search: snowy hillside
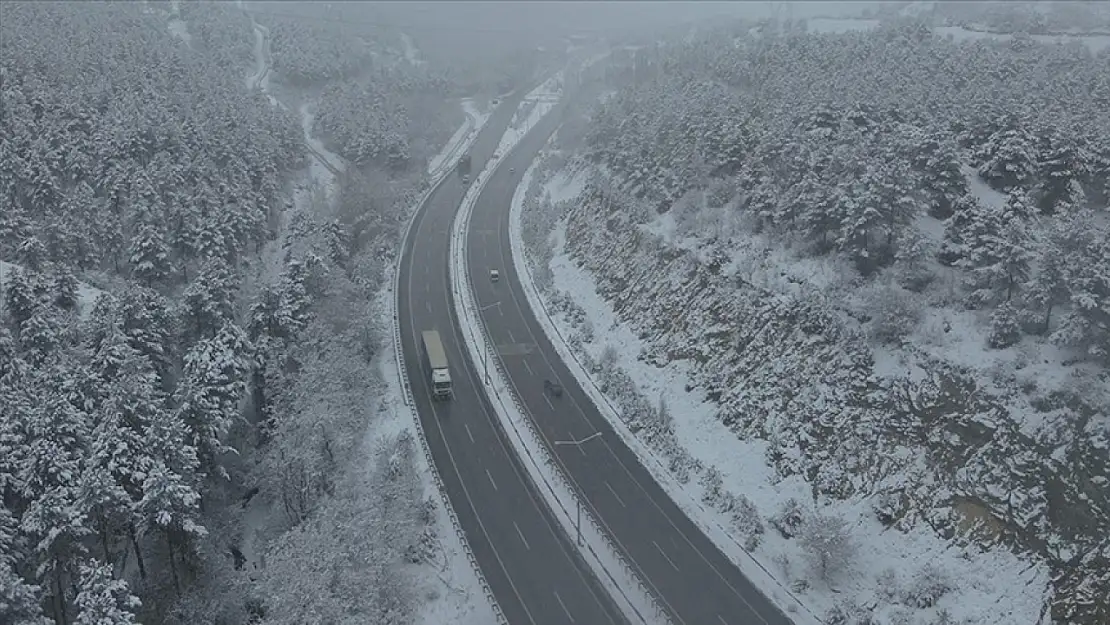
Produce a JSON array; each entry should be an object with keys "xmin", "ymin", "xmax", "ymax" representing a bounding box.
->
[
  {"xmin": 1, "ymin": 2, "xmax": 484, "ymax": 624},
  {"xmin": 517, "ymin": 14, "xmax": 1109, "ymax": 625}
]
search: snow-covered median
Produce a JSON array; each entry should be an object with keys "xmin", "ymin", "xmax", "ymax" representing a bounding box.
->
[
  {"xmin": 447, "ymin": 86, "xmax": 672, "ymax": 625},
  {"xmin": 494, "ymin": 73, "xmax": 563, "ymax": 158},
  {"xmin": 510, "ymin": 158, "xmax": 1054, "ymax": 625}
]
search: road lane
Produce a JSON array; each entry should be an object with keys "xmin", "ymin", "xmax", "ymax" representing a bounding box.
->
[{"xmin": 398, "ymin": 90, "xmax": 627, "ymax": 625}]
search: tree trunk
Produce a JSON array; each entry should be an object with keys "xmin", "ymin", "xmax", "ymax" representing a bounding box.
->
[
  {"xmin": 128, "ymin": 522, "xmax": 147, "ymax": 579},
  {"xmin": 54, "ymin": 562, "xmax": 68, "ymax": 625},
  {"xmin": 98, "ymin": 511, "xmax": 112, "ymax": 564},
  {"xmin": 167, "ymin": 534, "xmax": 181, "ymax": 596}
]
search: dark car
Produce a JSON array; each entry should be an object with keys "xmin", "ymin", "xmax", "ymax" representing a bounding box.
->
[{"xmin": 544, "ymin": 379, "xmax": 563, "ymax": 397}]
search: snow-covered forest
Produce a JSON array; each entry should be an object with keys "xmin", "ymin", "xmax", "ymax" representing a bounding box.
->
[
  {"xmin": 1, "ymin": 1, "xmax": 468, "ymax": 623},
  {"xmin": 520, "ymin": 12, "xmax": 1109, "ymax": 625}
]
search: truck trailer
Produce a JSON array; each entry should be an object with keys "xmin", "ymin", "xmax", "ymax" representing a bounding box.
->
[{"xmin": 421, "ymin": 330, "xmax": 453, "ymax": 400}]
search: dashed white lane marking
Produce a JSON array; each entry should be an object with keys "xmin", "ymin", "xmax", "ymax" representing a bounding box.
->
[
  {"xmin": 604, "ymin": 480, "xmax": 626, "ymax": 507},
  {"xmin": 522, "ymin": 359, "xmax": 534, "ymax": 375},
  {"xmin": 717, "ymin": 615, "xmax": 730, "ymax": 625},
  {"xmin": 513, "ymin": 521, "xmax": 531, "ymax": 550},
  {"xmin": 653, "ymin": 540, "xmax": 680, "ymax": 572},
  {"xmin": 507, "ymin": 329, "xmax": 515, "ymax": 343},
  {"xmin": 486, "ymin": 469, "xmax": 498, "ymax": 491},
  {"xmin": 464, "ymin": 423, "xmax": 475, "ymax": 443},
  {"xmin": 425, "ymin": 300, "xmax": 432, "ymax": 313},
  {"xmin": 554, "ymin": 590, "xmax": 575, "ymax": 623},
  {"xmin": 543, "ymin": 394, "xmax": 554, "ymax": 410}
]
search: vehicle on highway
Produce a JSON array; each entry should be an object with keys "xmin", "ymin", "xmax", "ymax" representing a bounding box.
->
[
  {"xmin": 421, "ymin": 330, "xmax": 453, "ymax": 399},
  {"xmin": 462, "ymin": 174, "xmax": 470, "ymax": 184},
  {"xmin": 490, "ymin": 268, "xmax": 500, "ymax": 282},
  {"xmin": 509, "ymin": 167, "xmax": 515, "ymax": 174},
  {"xmin": 543, "ymin": 379, "xmax": 563, "ymax": 398},
  {"xmin": 457, "ymin": 153, "xmax": 472, "ymax": 178}
]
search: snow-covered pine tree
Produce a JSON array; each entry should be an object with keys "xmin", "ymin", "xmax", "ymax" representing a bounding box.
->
[
  {"xmin": 128, "ymin": 223, "xmax": 172, "ymax": 288},
  {"xmin": 1035, "ymin": 132, "xmax": 1089, "ymax": 214},
  {"xmin": 73, "ymin": 561, "xmax": 140, "ymax": 625},
  {"xmin": 1052, "ymin": 229, "xmax": 1110, "ymax": 361},
  {"xmin": 1026, "ymin": 214, "xmax": 1078, "ymax": 335},
  {"xmin": 180, "ymin": 257, "xmax": 237, "ymax": 341},
  {"xmin": 920, "ymin": 140, "xmax": 969, "ymax": 219},
  {"xmin": 0, "ymin": 505, "xmax": 50, "ymax": 625},
  {"xmin": 960, "ymin": 201, "xmax": 1034, "ymax": 305},
  {"xmin": 978, "ymin": 124, "xmax": 1037, "ymax": 192},
  {"xmin": 174, "ymin": 322, "xmax": 252, "ymax": 479},
  {"xmin": 18, "ymin": 390, "xmax": 93, "ymax": 625}
]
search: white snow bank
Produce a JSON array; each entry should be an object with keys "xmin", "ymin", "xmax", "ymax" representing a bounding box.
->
[
  {"xmin": 371, "ymin": 289, "xmax": 499, "ymax": 625},
  {"xmin": 451, "ymin": 137, "xmax": 671, "ymax": 625},
  {"xmin": 494, "ymin": 75, "xmax": 563, "ymax": 159},
  {"xmin": 1, "ymin": 260, "xmax": 106, "ymax": 322},
  {"xmin": 508, "ymin": 161, "xmax": 1055, "ymax": 625}
]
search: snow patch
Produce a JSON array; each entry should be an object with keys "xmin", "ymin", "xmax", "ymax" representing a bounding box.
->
[
  {"xmin": 1, "ymin": 260, "xmax": 106, "ymax": 321},
  {"xmin": 371, "ymin": 289, "xmax": 499, "ymax": 625},
  {"xmin": 508, "ymin": 159, "xmax": 1057, "ymax": 624}
]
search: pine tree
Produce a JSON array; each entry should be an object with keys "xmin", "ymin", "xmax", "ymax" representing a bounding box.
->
[
  {"xmin": 978, "ymin": 125, "xmax": 1037, "ymax": 191},
  {"xmin": 961, "ymin": 204, "xmax": 1034, "ymax": 305},
  {"xmin": 0, "ymin": 506, "xmax": 50, "ymax": 625},
  {"xmin": 127, "ymin": 223, "xmax": 172, "ymax": 287},
  {"xmin": 180, "ymin": 257, "xmax": 237, "ymax": 341},
  {"xmin": 920, "ymin": 142, "xmax": 968, "ymax": 219},
  {"xmin": 1035, "ymin": 133, "xmax": 1088, "ymax": 214},
  {"xmin": 1026, "ymin": 215, "xmax": 1077, "ymax": 335},
  {"xmin": 987, "ymin": 302, "xmax": 1022, "ymax": 349},
  {"xmin": 1053, "ymin": 229, "xmax": 1110, "ymax": 361},
  {"xmin": 175, "ymin": 322, "xmax": 252, "ymax": 478},
  {"xmin": 73, "ymin": 561, "xmax": 140, "ymax": 625},
  {"xmin": 18, "ymin": 391, "xmax": 92, "ymax": 625}
]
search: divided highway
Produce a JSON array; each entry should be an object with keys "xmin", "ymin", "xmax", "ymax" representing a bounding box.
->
[
  {"xmin": 397, "ymin": 91, "xmax": 627, "ymax": 625},
  {"xmin": 466, "ymin": 117, "xmax": 798, "ymax": 623}
]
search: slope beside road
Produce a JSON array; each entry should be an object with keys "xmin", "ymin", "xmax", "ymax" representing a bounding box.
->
[
  {"xmin": 397, "ymin": 90, "xmax": 628, "ymax": 625},
  {"xmin": 466, "ymin": 133, "xmax": 799, "ymax": 625}
]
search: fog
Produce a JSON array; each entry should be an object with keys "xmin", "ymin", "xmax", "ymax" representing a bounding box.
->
[{"xmin": 248, "ymin": 1, "xmax": 878, "ymax": 80}]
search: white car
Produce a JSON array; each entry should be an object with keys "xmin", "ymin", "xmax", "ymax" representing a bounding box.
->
[
  {"xmin": 489, "ymin": 269, "xmax": 500, "ymax": 282},
  {"xmin": 509, "ymin": 167, "xmax": 515, "ymax": 174}
]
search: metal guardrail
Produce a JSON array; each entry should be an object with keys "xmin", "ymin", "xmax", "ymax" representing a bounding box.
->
[
  {"xmin": 391, "ymin": 115, "xmax": 507, "ymax": 624},
  {"xmin": 243, "ymin": 8, "xmax": 503, "ymax": 620},
  {"xmin": 448, "ymin": 94, "xmax": 677, "ymax": 625},
  {"xmin": 507, "ymin": 175, "xmax": 819, "ymax": 625}
]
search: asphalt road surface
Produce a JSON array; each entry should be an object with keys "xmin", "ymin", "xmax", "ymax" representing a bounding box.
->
[
  {"xmin": 398, "ymin": 90, "xmax": 628, "ymax": 625},
  {"xmin": 466, "ymin": 117, "xmax": 799, "ymax": 625}
]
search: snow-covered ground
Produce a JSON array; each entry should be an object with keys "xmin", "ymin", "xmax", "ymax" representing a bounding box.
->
[
  {"xmin": 449, "ymin": 99, "xmax": 670, "ymax": 625},
  {"xmin": 399, "ymin": 33, "xmax": 426, "ymax": 67},
  {"xmin": 507, "ymin": 153, "xmax": 1060, "ymax": 624},
  {"xmin": 805, "ymin": 16, "xmax": 1110, "ymax": 52},
  {"xmin": 0, "ymin": 260, "xmax": 106, "ymax": 322},
  {"xmin": 238, "ymin": 16, "xmax": 499, "ymax": 623}
]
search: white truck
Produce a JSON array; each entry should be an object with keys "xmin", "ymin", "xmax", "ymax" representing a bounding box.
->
[{"xmin": 421, "ymin": 330, "xmax": 453, "ymax": 400}]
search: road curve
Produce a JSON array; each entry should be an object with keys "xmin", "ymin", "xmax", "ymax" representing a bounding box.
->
[
  {"xmin": 398, "ymin": 92, "xmax": 628, "ymax": 625},
  {"xmin": 466, "ymin": 121, "xmax": 799, "ymax": 625}
]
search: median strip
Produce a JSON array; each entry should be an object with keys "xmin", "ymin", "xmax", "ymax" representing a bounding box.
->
[{"xmin": 449, "ymin": 77, "xmax": 676, "ymax": 625}]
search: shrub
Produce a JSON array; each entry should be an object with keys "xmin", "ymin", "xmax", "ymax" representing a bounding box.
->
[
  {"xmin": 904, "ymin": 562, "xmax": 951, "ymax": 608},
  {"xmin": 798, "ymin": 512, "xmax": 856, "ymax": 582},
  {"xmin": 867, "ymin": 281, "xmax": 923, "ymax": 345},
  {"xmin": 730, "ymin": 495, "xmax": 765, "ymax": 551},
  {"xmin": 987, "ymin": 302, "xmax": 1022, "ymax": 349},
  {"xmin": 770, "ymin": 497, "xmax": 807, "ymax": 539}
]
